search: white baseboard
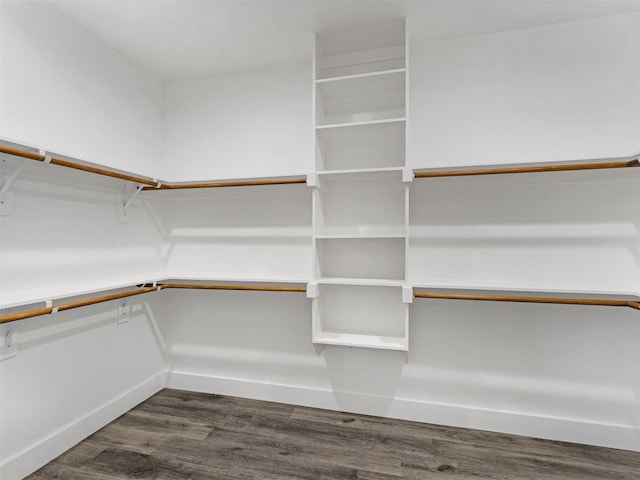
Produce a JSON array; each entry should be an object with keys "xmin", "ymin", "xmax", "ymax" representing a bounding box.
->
[
  {"xmin": 0, "ymin": 371, "xmax": 167, "ymax": 480},
  {"xmin": 5, "ymin": 369, "xmax": 637, "ymax": 480},
  {"xmin": 168, "ymin": 370, "xmax": 640, "ymax": 453}
]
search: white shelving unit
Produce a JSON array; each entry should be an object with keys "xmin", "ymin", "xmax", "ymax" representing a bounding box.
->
[{"xmin": 310, "ymin": 19, "xmax": 411, "ymax": 352}]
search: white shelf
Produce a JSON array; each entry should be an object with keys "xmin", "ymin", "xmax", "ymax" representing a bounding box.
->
[
  {"xmin": 315, "ymin": 118, "xmax": 405, "ymax": 171},
  {"xmin": 0, "ymin": 275, "xmax": 166, "ymax": 310},
  {"xmin": 0, "ymin": 275, "xmax": 313, "ymax": 311},
  {"xmin": 315, "ymin": 237, "xmax": 405, "ymax": 280},
  {"xmin": 165, "ymin": 275, "xmax": 310, "ymax": 285},
  {"xmin": 317, "ymin": 166, "xmax": 405, "ymax": 176},
  {"xmin": 312, "ymin": 332, "xmax": 408, "ymax": 351},
  {"xmin": 313, "ymin": 179, "xmax": 406, "ymax": 237},
  {"xmin": 315, "ymin": 19, "xmax": 405, "ymax": 80},
  {"xmin": 315, "ymin": 168, "xmax": 408, "ymax": 186},
  {"xmin": 168, "ymin": 226, "xmax": 312, "ymax": 239},
  {"xmin": 314, "ymin": 229, "xmax": 406, "ymax": 239},
  {"xmin": 317, "ymin": 47, "xmax": 406, "ymax": 80},
  {"xmin": 311, "ymin": 19, "xmax": 408, "ymax": 353},
  {"xmin": 315, "ymin": 117, "xmax": 405, "ymax": 131},
  {"xmin": 315, "ymin": 68, "xmax": 406, "ymax": 84},
  {"xmin": 315, "ymin": 69, "xmax": 405, "ymax": 126},
  {"xmin": 312, "ymin": 283, "xmax": 409, "ymax": 351},
  {"xmin": 317, "ymin": 278, "xmax": 405, "ymax": 287},
  {"xmin": 410, "ymin": 282, "xmax": 640, "ymax": 300}
]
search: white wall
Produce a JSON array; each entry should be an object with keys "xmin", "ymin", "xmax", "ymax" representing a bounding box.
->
[
  {"xmin": 163, "ymin": 61, "xmax": 312, "ymax": 181},
  {"xmin": 158, "ymin": 11, "xmax": 640, "ymax": 456},
  {"xmin": 0, "ymin": 3, "xmax": 167, "ymax": 478},
  {"xmin": 0, "ymin": 161, "xmax": 167, "ymax": 307},
  {"xmin": 162, "ymin": 185, "xmax": 311, "ymax": 281},
  {"xmin": 161, "ymin": 289, "xmax": 640, "ymax": 452},
  {"xmin": 2, "ymin": 8, "xmax": 640, "ymax": 480},
  {"xmin": 0, "ymin": 299, "xmax": 166, "ymax": 480},
  {"xmin": 409, "ymin": 168, "xmax": 640, "ymax": 293},
  {"xmin": 409, "ymin": 12, "xmax": 640, "ymax": 168},
  {"xmin": 0, "ymin": 1, "xmax": 164, "ymax": 177},
  {"xmin": 0, "ymin": 161, "xmax": 168, "ymax": 480}
]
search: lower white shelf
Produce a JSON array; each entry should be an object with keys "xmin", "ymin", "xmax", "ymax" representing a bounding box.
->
[
  {"xmin": 312, "ymin": 283, "xmax": 409, "ymax": 351},
  {"xmin": 312, "ymin": 331, "xmax": 408, "ymax": 351},
  {"xmin": 409, "ymin": 281, "xmax": 640, "ymax": 300},
  {"xmin": 317, "ymin": 277, "xmax": 405, "ymax": 287}
]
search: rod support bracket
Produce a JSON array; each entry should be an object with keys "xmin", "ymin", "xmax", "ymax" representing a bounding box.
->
[
  {"xmin": 402, "ymin": 286, "xmax": 413, "ymax": 304},
  {"xmin": 119, "ymin": 183, "xmax": 144, "ymax": 222},
  {"xmin": 0, "ymin": 156, "xmax": 26, "ymax": 215},
  {"xmin": 402, "ymin": 167, "xmax": 414, "ymax": 183},
  {"xmin": 306, "ymin": 173, "xmax": 318, "ymax": 188},
  {"xmin": 306, "ymin": 282, "xmax": 319, "ymax": 299},
  {"xmin": 0, "ymin": 324, "xmax": 19, "ymax": 361},
  {"xmin": 39, "ymin": 149, "xmax": 52, "ymax": 164},
  {"xmin": 118, "ymin": 303, "xmax": 131, "ymax": 324}
]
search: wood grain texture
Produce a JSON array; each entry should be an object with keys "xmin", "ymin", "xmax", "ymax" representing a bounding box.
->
[
  {"xmin": 28, "ymin": 389, "xmax": 640, "ymax": 479},
  {"xmin": 414, "ymin": 159, "xmax": 640, "ymax": 178},
  {"xmin": 0, "ymin": 145, "xmax": 159, "ymax": 186}
]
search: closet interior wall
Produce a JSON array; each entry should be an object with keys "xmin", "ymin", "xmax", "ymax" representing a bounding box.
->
[
  {"xmin": 0, "ymin": 4, "xmax": 167, "ymax": 479},
  {"xmin": 1, "ymin": 4, "xmax": 639, "ymax": 480}
]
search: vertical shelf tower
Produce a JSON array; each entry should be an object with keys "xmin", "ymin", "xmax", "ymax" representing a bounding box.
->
[{"xmin": 309, "ymin": 19, "xmax": 412, "ymax": 352}]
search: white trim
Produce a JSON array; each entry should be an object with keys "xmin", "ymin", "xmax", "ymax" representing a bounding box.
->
[
  {"xmin": 167, "ymin": 370, "xmax": 640, "ymax": 453},
  {"xmin": 0, "ymin": 372, "xmax": 167, "ymax": 480}
]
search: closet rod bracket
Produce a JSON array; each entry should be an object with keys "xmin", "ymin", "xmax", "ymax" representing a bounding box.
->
[
  {"xmin": 0, "ymin": 325, "xmax": 19, "ymax": 361},
  {"xmin": 0, "ymin": 156, "xmax": 26, "ymax": 215},
  {"xmin": 119, "ymin": 183, "xmax": 145, "ymax": 222}
]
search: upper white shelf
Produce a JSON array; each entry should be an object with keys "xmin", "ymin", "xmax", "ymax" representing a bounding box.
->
[
  {"xmin": 410, "ymin": 282, "xmax": 640, "ymax": 300},
  {"xmin": 315, "ymin": 68, "xmax": 406, "ymax": 84},
  {"xmin": 317, "ymin": 277, "xmax": 406, "ymax": 287},
  {"xmin": 315, "ymin": 69, "xmax": 405, "ymax": 126},
  {"xmin": 165, "ymin": 275, "xmax": 310, "ymax": 286},
  {"xmin": 314, "ymin": 228, "xmax": 406, "ymax": 239},
  {"xmin": 315, "ymin": 119, "xmax": 406, "ymax": 171},
  {"xmin": 315, "ymin": 167, "xmax": 407, "ymax": 185},
  {"xmin": 0, "ymin": 275, "xmax": 166, "ymax": 310},
  {"xmin": 312, "ymin": 331, "xmax": 408, "ymax": 351},
  {"xmin": 315, "ymin": 19, "xmax": 406, "ymax": 80},
  {"xmin": 315, "ymin": 117, "xmax": 405, "ymax": 131}
]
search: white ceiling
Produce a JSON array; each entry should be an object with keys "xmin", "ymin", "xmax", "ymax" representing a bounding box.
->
[{"xmin": 46, "ymin": 0, "xmax": 640, "ymax": 81}]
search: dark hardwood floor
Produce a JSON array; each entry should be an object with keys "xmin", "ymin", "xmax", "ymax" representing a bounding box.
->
[{"xmin": 28, "ymin": 389, "xmax": 640, "ymax": 479}]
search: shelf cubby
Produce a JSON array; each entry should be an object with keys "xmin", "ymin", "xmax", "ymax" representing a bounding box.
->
[
  {"xmin": 315, "ymin": 19, "xmax": 406, "ymax": 80},
  {"xmin": 312, "ymin": 173, "xmax": 406, "ymax": 238},
  {"xmin": 315, "ymin": 69, "xmax": 406, "ymax": 126},
  {"xmin": 311, "ymin": 19, "xmax": 408, "ymax": 353},
  {"xmin": 315, "ymin": 119, "xmax": 405, "ymax": 171},
  {"xmin": 311, "ymin": 284, "xmax": 408, "ymax": 351},
  {"xmin": 315, "ymin": 237, "xmax": 405, "ymax": 280}
]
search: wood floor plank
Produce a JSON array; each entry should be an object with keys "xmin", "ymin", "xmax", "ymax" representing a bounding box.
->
[
  {"xmin": 27, "ymin": 389, "xmax": 640, "ymax": 479},
  {"xmin": 42, "ymin": 440, "xmax": 107, "ymax": 468},
  {"xmin": 153, "ymin": 434, "xmax": 367, "ymax": 480},
  {"xmin": 290, "ymin": 405, "xmax": 640, "ymax": 473},
  {"xmin": 87, "ymin": 409, "xmax": 215, "ymax": 454},
  {"xmin": 205, "ymin": 405, "xmax": 403, "ymax": 475},
  {"xmin": 28, "ymin": 462, "xmax": 118, "ymax": 480}
]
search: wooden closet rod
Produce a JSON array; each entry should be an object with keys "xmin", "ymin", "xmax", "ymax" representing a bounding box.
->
[
  {"xmin": 0, "ymin": 145, "xmax": 306, "ymax": 190},
  {"xmin": 413, "ymin": 291, "xmax": 640, "ymax": 310},
  {"xmin": 415, "ymin": 159, "xmax": 640, "ymax": 178},
  {"xmin": 0, "ymin": 286, "xmax": 161, "ymax": 324},
  {"xmin": 0, "ymin": 283, "xmax": 307, "ymax": 324},
  {"xmin": 160, "ymin": 283, "xmax": 307, "ymax": 293},
  {"xmin": 144, "ymin": 177, "xmax": 308, "ymax": 190},
  {"xmin": 0, "ymin": 145, "xmax": 160, "ymax": 187}
]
